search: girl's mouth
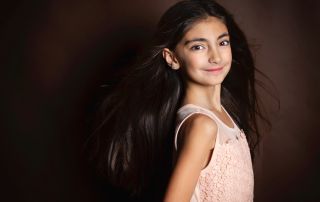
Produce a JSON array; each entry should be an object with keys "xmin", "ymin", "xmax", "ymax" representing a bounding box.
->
[{"xmin": 204, "ymin": 67, "xmax": 223, "ymax": 73}]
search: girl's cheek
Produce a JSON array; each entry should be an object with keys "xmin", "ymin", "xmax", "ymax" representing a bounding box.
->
[{"xmin": 222, "ymin": 51, "xmax": 232, "ymax": 62}]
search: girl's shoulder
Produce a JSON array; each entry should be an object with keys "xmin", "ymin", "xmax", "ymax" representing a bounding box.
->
[
  {"xmin": 175, "ymin": 108, "xmax": 218, "ymax": 151},
  {"xmin": 181, "ymin": 113, "xmax": 218, "ymax": 139}
]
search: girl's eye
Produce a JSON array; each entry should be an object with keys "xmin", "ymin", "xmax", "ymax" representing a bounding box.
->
[
  {"xmin": 190, "ymin": 45, "xmax": 205, "ymax": 51},
  {"xmin": 220, "ymin": 40, "xmax": 230, "ymax": 46}
]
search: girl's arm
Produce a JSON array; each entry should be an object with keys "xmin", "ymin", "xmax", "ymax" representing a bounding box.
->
[{"xmin": 164, "ymin": 114, "xmax": 217, "ymax": 202}]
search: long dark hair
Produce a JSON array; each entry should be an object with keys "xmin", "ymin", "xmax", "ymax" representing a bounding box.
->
[{"xmin": 89, "ymin": 0, "xmax": 271, "ymax": 199}]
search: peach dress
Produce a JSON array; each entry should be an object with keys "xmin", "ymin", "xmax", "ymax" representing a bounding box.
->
[{"xmin": 174, "ymin": 104, "xmax": 254, "ymax": 202}]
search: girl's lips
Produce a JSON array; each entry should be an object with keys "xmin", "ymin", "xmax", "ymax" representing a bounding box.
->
[{"xmin": 204, "ymin": 67, "xmax": 223, "ymax": 72}]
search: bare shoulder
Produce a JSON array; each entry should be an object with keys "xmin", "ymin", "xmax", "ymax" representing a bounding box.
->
[{"xmin": 178, "ymin": 113, "xmax": 218, "ymax": 151}]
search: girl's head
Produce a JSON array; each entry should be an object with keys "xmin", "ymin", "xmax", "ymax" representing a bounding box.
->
[
  {"xmin": 147, "ymin": 0, "xmax": 253, "ymax": 93},
  {"xmin": 162, "ymin": 16, "xmax": 232, "ymax": 87}
]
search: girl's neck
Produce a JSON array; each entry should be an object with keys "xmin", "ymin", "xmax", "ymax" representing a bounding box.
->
[{"xmin": 182, "ymin": 83, "xmax": 223, "ymax": 112}]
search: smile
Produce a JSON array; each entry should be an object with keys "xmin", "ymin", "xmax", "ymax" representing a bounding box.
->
[{"xmin": 204, "ymin": 67, "xmax": 223, "ymax": 74}]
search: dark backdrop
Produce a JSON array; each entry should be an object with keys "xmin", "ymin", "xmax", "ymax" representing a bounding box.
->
[{"xmin": 2, "ymin": 0, "xmax": 320, "ymax": 201}]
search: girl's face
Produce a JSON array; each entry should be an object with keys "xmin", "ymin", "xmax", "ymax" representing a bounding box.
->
[{"xmin": 174, "ymin": 16, "xmax": 232, "ymax": 87}]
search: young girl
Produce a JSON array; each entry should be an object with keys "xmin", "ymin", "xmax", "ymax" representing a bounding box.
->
[{"xmin": 90, "ymin": 0, "xmax": 270, "ymax": 201}]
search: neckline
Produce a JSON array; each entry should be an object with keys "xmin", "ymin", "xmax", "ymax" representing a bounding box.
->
[{"xmin": 179, "ymin": 104, "xmax": 237, "ymax": 131}]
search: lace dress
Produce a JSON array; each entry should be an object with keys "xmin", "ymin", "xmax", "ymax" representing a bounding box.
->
[{"xmin": 174, "ymin": 104, "xmax": 254, "ymax": 202}]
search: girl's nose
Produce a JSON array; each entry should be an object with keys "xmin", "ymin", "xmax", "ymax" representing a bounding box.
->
[{"xmin": 208, "ymin": 49, "xmax": 221, "ymax": 64}]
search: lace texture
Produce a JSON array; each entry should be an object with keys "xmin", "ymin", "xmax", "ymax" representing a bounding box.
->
[{"xmin": 198, "ymin": 130, "xmax": 254, "ymax": 202}]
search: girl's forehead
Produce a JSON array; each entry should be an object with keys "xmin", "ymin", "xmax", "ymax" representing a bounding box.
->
[{"xmin": 183, "ymin": 16, "xmax": 228, "ymax": 39}]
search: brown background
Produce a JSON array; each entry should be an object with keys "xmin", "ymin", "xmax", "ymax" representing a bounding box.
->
[{"xmin": 2, "ymin": 0, "xmax": 320, "ymax": 201}]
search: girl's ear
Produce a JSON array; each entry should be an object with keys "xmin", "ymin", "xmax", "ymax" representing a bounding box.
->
[{"xmin": 162, "ymin": 48, "xmax": 180, "ymax": 70}]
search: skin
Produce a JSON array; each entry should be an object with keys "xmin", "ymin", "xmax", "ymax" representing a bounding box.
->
[{"xmin": 162, "ymin": 16, "xmax": 234, "ymax": 201}]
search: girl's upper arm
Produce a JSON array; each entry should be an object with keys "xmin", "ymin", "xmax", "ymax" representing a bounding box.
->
[{"xmin": 164, "ymin": 114, "xmax": 217, "ymax": 202}]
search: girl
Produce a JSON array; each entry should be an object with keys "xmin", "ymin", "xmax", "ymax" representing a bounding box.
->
[{"xmin": 90, "ymin": 0, "xmax": 270, "ymax": 201}]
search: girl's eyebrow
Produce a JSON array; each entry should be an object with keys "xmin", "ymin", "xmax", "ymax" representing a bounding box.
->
[
  {"xmin": 184, "ymin": 38, "xmax": 207, "ymax": 45},
  {"xmin": 184, "ymin": 32, "xmax": 229, "ymax": 45},
  {"xmin": 218, "ymin": 32, "xmax": 229, "ymax": 39}
]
